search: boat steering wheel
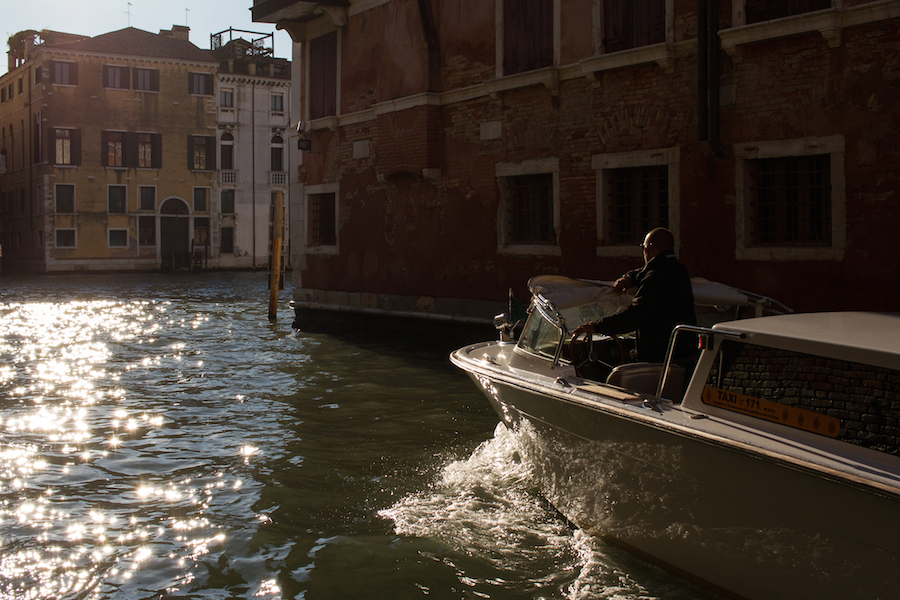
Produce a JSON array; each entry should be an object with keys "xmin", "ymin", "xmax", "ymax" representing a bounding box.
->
[{"xmin": 569, "ymin": 330, "xmax": 626, "ymax": 379}]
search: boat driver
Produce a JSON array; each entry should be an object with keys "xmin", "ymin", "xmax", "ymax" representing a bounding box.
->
[{"xmin": 573, "ymin": 227, "xmax": 697, "ymax": 364}]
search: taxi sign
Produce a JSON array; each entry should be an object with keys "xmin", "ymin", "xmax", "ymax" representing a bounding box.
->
[{"xmin": 702, "ymin": 386, "xmax": 840, "ymax": 438}]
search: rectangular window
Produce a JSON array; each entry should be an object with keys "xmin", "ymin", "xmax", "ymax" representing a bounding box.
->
[
  {"xmin": 137, "ymin": 133, "xmax": 153, "ymax": 168},
  {"xmin": 103, "ymin": 65, "xmax": 129, "ymax": 89},
  {"xmin": 270, "ymin": 93, "xmax": 284, "ymax": 113},
  {"xmin": 54, "ymin": 128, "xmax": 76, "ymax": 165},
  {"xmin": 745, "ymin": 0, "xmax": 831, "ymax": 25},
  {"xmin": 503, "ymin": 0, "xmax": 553, "ymax": 75},
  {"xmin": 220, "ymin": 88, "xmax": 234, "ymax": 107},
  {"xmin": 220, "ymin": 189, "xmax": 235, "ymax": 214},
  {"xmin": 107, "ymin": 131, "xmax": 124, "ymax": 167},
  {"xmin": 193, "ymin": 188, "xmax": 208, "ymax": 212},
  {"xmin": 220, "ymin": 143, "xmax": 234, "ymax": 170},
  {"xmin": 194, "ymin": 217, "xmax": 210, "ymax": 246},
  {"xmin": 505, "ymin": 173, "xmax": 556, "ymax": 244},
  {"xmin": 109, "ymin": 229, "xmax": 128, "ymax": 247},
  {"xmin": 139, "ymin": 186, "xmax": 156, "ymax": 211},
  {"xmin": 50, "ymin": 61, "xmax": 77, "ymax": 85},
  {"xmin": 133, "ymin": 68, "xmax": 159, "ymax": 92},
  {"xmin": 220, "ymin": 226, "xmax": 235, "ymax": 254},
  {"xmin": 309, "ymin": 192, "xmax": 337, "ymax": 247},
  {"xmin": 189, "ymin": 72, "xmax": 213, "ymax": 96},
  {"xmin": 604, "ymin": 0, "xmax": 666, "ymax": 54},
  {"xmin": 605, "ymin": 165, "xmax": 669, "ymax": 246},
  {"xmin": 108, "ymin": 186, "xmax": 126, "ymax": 213},
  {"xmin": 56, "ymin": 228, "xmax": 76, "ymax": 247},
  {"xmin": 139, "ymin": 216, "xmax": 156, "ymax": 246},
  {"xmin": 55, "ymin": 184, "xmax": 75, "ymax": 213},
  {"xmin": 748, "ymin": 155, "xmax": 831, "ymax": 247},
  {"xmin": 271, "ymin": 146, "xmax": 283, "ymax": 172},
  {"xmin": 309, "ymin": 32, "xmax": 338, "ymax": 119},
  {"xmin": 189, "ymin": 136, "xmax": 215, "ymax": 170}
]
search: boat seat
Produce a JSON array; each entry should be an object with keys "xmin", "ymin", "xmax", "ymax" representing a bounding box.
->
[{"xmin": 606, "ymin": 362, "xmax": 686, "ymax": 399}]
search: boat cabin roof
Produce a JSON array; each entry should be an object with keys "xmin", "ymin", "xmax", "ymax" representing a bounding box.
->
[{"xmin": 713, "ymin": 312, "xmax": 900, "ymax": 370}]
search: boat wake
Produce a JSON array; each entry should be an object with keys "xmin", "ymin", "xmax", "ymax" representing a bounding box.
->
[{"xmin": 380, "ymin": 424, "xmax": 711, "ymax": 599}]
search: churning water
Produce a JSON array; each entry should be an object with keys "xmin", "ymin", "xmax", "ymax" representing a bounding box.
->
[{"xmin": 0, "ymin": 272, "xmax": 717, "ymax": 599}]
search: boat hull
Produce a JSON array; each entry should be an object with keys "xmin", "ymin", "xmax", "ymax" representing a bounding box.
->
[{"xmin": 464, "ymin": 369, "xmax": 900, "ymax": 600}]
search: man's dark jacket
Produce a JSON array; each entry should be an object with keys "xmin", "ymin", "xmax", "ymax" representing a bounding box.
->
[{"xmin": 594, "ymin": 251, "xmax": 696, "ymax": 362}]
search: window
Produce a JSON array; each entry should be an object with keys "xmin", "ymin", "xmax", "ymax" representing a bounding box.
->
[
  {"xmin": 220, "ymin": 88, "xmax": 234, "ymax": 108},
  {"xmin": 193, "ymin": 188, "xmax": 208, "ymax": 212},
  {"xmin": 745, "ymin": 0, "xmax": 831, "ymax": 25},
  {"xmin": 734, "ymin": 136, "xmax": 845, "ymax": 261},
  {"xmin": 220, "ymin": 226, "xmax": 235, "ymax": 254},
  {"xmin": 605, "ymin": 165, "xmax": 669, "ymax": 246},
  {"xmin": 137, "ymin": 133, "xmax": 153, "ymax": 168},
  {"xmin": 103, "ymin": 65, "xmax": 129, "ymax": 89},
  {"xmin": 189, "ymin": 136, "xmax": 215, "ymax": 170},
  {"xmin": 108, "ymin": 186, "xmax": 126, "ymax": 213},
  {"xmin": 506, "ymin": 174, "xmax": 555, "ymax": 244},
  {"xmin": 220, "ymin": 189, "xmax": 235, "ymax": 214},
  {"xmin": 747, "ymin": 155, "xmax": 831, "ymax": 246},
  {"xmin": 134, "ymin": 68, "xmax": 159, "ymax": 92},
  {"xmin": 270, "ymin": 135, "xmax": 284, "ymax": 172},
  {"xmin": 139, "ymin": 216, "xmax": 156, "ymax": 246},
  {"xmin": 309, "ymin": 192, "xmax": 337, "ymax": 247},
  {"xmin": 106, "ymin": 131, "xmax": 125, "ymax": 167},
  {"xmin": 55, "ymin": 184, "xmax": 75, "ymax": 213},
  {"xmin": 56, "ymin": 229, "xmax": 76, "ymax": 247},
  {"xmin": 139, "ymin": 186, "xmax": 156, "ymax": 211},
  {"xmin": 271, "ymin": 93, "xmax": 284, "ymax": 113},
  {"xmin": 503, "ymin": 0, "xmax": 553, "ymax": 75},
  {"xmin": 309, "ymin": 31, "xmax": 337, "ymax": 119},
  {"xmin": 50, "ymin": 61, "xmax": 77, "ymax": 85},
  {"xmin": 592, "ymin": 147, "xmax": 679, "ymax": 256},
  {"xmin": 109, "ymin": 229, "xmax": 128, "ymax": 247},
  {"xmin": 53, "ymin": 128, "xmax": 80, "ymax": 165},
  {"xmin": 194, "ymin": 217, "xmax": 210, "ymax": 246},
  {"xmin": 604, "ymin": 0, "xmax": 665, "ymax": 54},
  {"xmin": 220, "ymin": 132, "xmax": 234, "ymax": 170},
  {"xmin": 497, "ymin": 159, "xmax": 560, "ymax": 254},
  {"xmin": 189, "ymin": 72, "xmax": 213, "ymax": 95}
]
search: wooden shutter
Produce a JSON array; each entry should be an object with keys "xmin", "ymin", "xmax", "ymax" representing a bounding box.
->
[
  {"xmin": 152, "ymin": 134, "xmax": 162, "ymax": 168},
  {"xmin": 101, "ymin": 130, "xmax": 109, "ymax": 167},
  {"xmin": 125, "ymin": 132, "xmax": 138, "ymax": 168},
  {"xmin": 206, "ymin": 136, "xmax": 216, "ymax": 170},
  {"xmin": 187, "ymin": 135, "xmax": 194, "ymax": 169},
  {"xmin": 71, "ymin": 129, "xmax": 81, "ymax": 165},
  {"xmin": 310, "ymin": 32, "xmax": 337, "ymax": 119},
  {"xmin": 604, "ymin": 0, "xmax": 631, "ymax": 53}
]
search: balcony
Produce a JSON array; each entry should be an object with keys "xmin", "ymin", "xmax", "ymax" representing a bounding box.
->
[
  {"xmin": 220, "ymin": 171, "xmax": 237, "ymax": 184},
  {"xmin": 270, "ymin": 172, "xmax": 287, "ymax": 186}
]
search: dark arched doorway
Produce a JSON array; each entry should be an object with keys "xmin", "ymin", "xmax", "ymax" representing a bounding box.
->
[{"xmin": 160, "ymin": 197, "xmax": 190, "ymax": 270}]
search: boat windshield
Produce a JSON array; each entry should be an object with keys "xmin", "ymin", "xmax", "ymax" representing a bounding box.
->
[{"xmin": 517, "ymin": 286, "xmax": 631, "ymax": 361}]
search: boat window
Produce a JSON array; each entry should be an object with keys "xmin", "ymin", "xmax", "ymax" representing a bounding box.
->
[
  {"xmin": 704, "ymin": 340, "xmax": 900, "ymax": 456},
  {"xmin": 518, "ymin": 309, "xmax": 561, "ymax": 359}
]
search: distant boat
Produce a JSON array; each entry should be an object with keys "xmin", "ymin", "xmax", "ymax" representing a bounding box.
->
[{"xmin": 452, "ymin": 275, "xmax": 900, "ymax": 600}]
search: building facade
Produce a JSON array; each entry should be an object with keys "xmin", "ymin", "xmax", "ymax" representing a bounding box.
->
[
  {"xmin": 253, "ymin": 0, "xmax": 900, "ymax": 323},
  {"xmin": 0, "ymin": 26, "xmax": 222, "ymax": 271},
  {"xmin": 213, "ymin": 32, "xmax": 294, "ymax": 270}
]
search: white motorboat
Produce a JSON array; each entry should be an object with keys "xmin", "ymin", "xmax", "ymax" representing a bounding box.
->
[{"xmin": 451, "ymin": 275, "xmax": 900, "ymax": 600}]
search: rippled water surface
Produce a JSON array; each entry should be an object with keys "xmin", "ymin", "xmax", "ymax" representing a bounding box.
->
[{"xmin": 0, "ymin": 273, "xmax": 717, "ymax": 599}]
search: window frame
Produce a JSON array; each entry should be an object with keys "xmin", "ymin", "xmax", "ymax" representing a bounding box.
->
[
  {"xmin": 734, "ymin": 135, "xmax": 846, "ymax": 261},
  {"xmin": 108, "ymin": 228, "xmax": 129, "ymax": 248},
  {"xmin": 133, "ymin": 67, "xmax": 160, "ymax": 92},
  {"xmin": 108, "ymin": 185, "xmax": 127, "ymax": 214},
  {"xmin": 55, "ymin": 228, "xmax": 76, "ymax": 248},
  {"xmin": 220, "ymin": 87, "xmax": 234, "ymax": 108},
  {"xmin": 139, "ymin": 186, "xmax": 156, "ymax": 211},
  {"xmin": 308, "ymin": 31, "xmax": 338, "ymax": 120},
  {"xmin": 592, "ymin": 147, "xmax": 680, "ymax": 258},
  {"xmin": 50, "ymin": 60, "xmax": 77, "ymax": 86},
  {"xmin": 496, "ymin": 158, "xmax": 561, "ymax": 256},
  {"xmin": 193, "ymin": 187, "xmax": 209, "ymax": 212},
  {"xmin": 103, "ymin": 65, "xmax": 130, "ymax": 90},
  {"xmin": 52, "ymin": 127, "xmax": 80, "ymax": 166},
  {"xmin": 189, "ymin": 135, "xmax": 216, "ymax": 171},
  {"xmin": 220, "ymin": 189, "xmax": 235, "ymax": 214},
  {"xmin": 189, "ymin": 72, "xmax": 214, "ymax": 96},
  {"xmin": 220, "ymin": 225, "xmax": 235, "ymax": 254},
  {"xmin": 55, "ymin": 183, "xmax": 75, "ymax": 214},
  {"xmin": 305, "ymin": 183, "xmax": 339, "ymax": 254}
]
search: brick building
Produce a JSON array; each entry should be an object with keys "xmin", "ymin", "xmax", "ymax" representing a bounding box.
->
[
  {"xmin": 0, "ymin": 26, "xmax": 222, "ymax": 271},
  {"xmin": 252, "ymin": 0, "xmax": 900, "ymax": 327}
]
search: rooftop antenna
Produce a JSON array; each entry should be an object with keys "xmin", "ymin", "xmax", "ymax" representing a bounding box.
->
[
  {"xmin": 185, "ymin": 8, "xmax": 190, "ymax": 26},
  {"xmin": 126, "ymin": 1, "xmax": 132, "ymax": 26}
]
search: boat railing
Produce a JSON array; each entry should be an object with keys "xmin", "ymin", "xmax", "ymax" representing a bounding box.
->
[
  {"xmin": 658, "ymin": 325, "xmax": 746, "ymax": 401},
  {"xmin": 532, "ymin": 293, "xmax": 571, "ymax": 369}
]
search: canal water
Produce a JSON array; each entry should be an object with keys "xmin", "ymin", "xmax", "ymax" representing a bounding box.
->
[{"xmin": 0, "ymin": 273, "xmax": 718, "ymax": 600}]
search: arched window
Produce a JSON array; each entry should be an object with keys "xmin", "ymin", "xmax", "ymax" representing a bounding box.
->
[
  {"xmin": 270, "ymin": 135, "xmax": 283, "ymax": 172},
  {"xmin": 160, "ymin": 197, "xmax": 189, "ymax": 215}
]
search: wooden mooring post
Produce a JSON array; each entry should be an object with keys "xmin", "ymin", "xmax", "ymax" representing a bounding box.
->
[{"xmin": 268, "ymin": 190, "xmax": 285, "ymax": 321}]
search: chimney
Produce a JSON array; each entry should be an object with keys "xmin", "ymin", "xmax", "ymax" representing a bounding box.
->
[{"xmin": 160, "ymin": 25, "xmax": 190, "ymax": 41}]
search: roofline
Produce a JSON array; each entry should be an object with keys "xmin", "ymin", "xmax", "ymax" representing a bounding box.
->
[{"xmin": 30, "ymin": 46, "xmax": 219, "ymax": 68}]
